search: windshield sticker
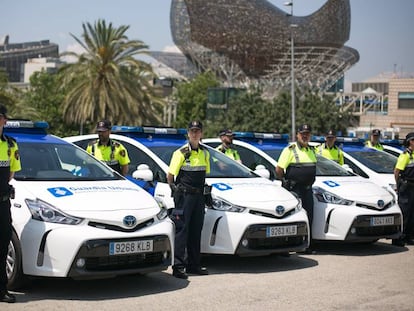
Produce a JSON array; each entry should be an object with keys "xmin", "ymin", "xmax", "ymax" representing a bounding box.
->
[
  {"xmin": 47, "ymin": 185, "xmax": 141, "ymax": 197},
  {"xmin": 48, "ymin": 187, "xmax": 74, "ymax": 197},
  {"xmin": 322, "ymin": 180, "xmax": 340, "ymax": 188},
  {"xmin": 212, "ymin": 183, "xmax": 233, "ymax": 191}
]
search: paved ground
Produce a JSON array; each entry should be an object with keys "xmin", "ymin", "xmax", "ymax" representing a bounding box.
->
[{"xmin": 3, "ymin": 240, "xmax": 414, "ymax": 311}]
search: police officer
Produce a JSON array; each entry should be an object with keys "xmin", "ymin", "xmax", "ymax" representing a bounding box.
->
[
  {"xmin": 276, "ymin": 124, "xmax": 317, "ymax": 254},
  {"xmin": 86, "ymin": 120, "xmax": 130, "ymax": 176},
  {"xmin": 317, "ymin": 129, "xmax": 344, "ymax": 165},
  {"xmin": 167, "ymin": 120, "xmax": 210, "ymax": 279},
  {"xmin": 216, "ymin": 129, "xmax": 242, "ymax": 163},
  {"xmin": 392, "ymin": 132, "xmax": 414, "ymax": 246},
  {"xmin": 365, "ymin": 129, "xmax": 384, "ymax": 150},
  {"xmin": 0, "ymin": 105, "xmax": 21, "ymax": 303}
]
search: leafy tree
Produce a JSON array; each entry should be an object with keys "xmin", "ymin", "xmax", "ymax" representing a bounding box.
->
[
  {"xmin": 58, "ymin": 19, "xmax": 163, "ymax": 129},
  {"xmin": 173, "ymin": 71, "xmax": 220, "ymax": 131},
  {"xmin": 0, "ymin": 67, "xmax": 28, "ymax": 119},
  {"xmin": 21, "ymin": 70, "xmax": 79, "ymax": 136}
]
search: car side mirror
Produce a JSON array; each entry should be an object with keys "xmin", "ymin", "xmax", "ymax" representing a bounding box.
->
[
  {"xmin": 132, "ymin": 164, "xmax": 154, "ymax": 181},
  {"xmin": 254, "ymin": 164, "xmax": 270, "ymax": 179},
  {"xmin": 342, "ymin": 164, "xmax": 354, "ymax": 173}
]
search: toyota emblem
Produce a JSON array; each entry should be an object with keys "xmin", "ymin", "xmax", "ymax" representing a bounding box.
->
[
  {"xmin": 377, "ymin": 200, "xmax": 385, "ymax": 208},
  {"xmin": 276, "ymin": 205, "xmax": 285, "ymax": 215},
  {"xmin": 123, "ymin": 215, "xmax": 137, "ymax": 227}
]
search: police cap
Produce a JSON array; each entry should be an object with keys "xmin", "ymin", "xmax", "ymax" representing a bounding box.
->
[
  {"xmin": 0, "ymin": 104, "xmax": 8, "ymax": 119},
  {"xmin": 188, "ymin": 120, "xmax": 203, "ymax": 130},
  {"xmin": 219, "ymin": 128, "xmax": 235, "ymax": 137},
  {"xmin": 297, "ymin": 124, "xmax": 312, "ymax": 133},
  {"xmin": 404, "ymin": 132, "xmax": 414, "ymax": 146},
  {"xmin": 326, "ymin": 129, "xmax": 335, "ymax": 138},
  {"xmin": 96, "ymin": 120, "xmax": 112, "ymax": 132},
  {"xmin": 371, "ymin": 129, "xmax": 381, "ymax": 136}
]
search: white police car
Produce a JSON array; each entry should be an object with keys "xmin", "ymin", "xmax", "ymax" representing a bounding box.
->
[
  {"xmin": 203, "ymin": 132, "xmax": 402, "ymax": 243},
  {"xmin": 312, "ymin": 137, "xmax": 399, "ymax": 195},
  {"xmin": 65, "ymin": 127, "xmax": 310, "ymax": 257},
  {"xmin": 5, "ymin": 121, "xmax": 173, "ymax": 289}
]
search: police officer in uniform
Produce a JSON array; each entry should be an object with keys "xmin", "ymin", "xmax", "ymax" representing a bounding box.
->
[
  {"xmin": 167, "ymin": 120, "xmax": 210, "ymax": 279},
  {"xmin": 216, "ymin": 129, "xmax": 242, "ymax": 163},
  {"xmin": 317, "ymin": 129, "xmax": 344, "ymax": 165},
  {"xmin": 276, "ymin": 124, "xmax": 317, "ymax": 254},
  {"xmin": 0, "ymin": 105, "xmax": 21, "ymax": 303},
  {"xmin": 365, "ymin": 129, "xmax": 384, "ymax": 151},
  {"xmin": 392, "ymin": 132, "xmax": 414, "ymax": 246},
  {"xmin": 86, "ymin": 120, "xmax": 130, "ymax": 176}
]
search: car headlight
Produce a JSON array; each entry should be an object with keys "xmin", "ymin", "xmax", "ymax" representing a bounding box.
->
[
  {"xmin": 154, "ymin": 197, "xmax": 168, "ymax": 220},
  {"xmin": 25, "ymin": 198, "xmax": 83, "ymax": 224},
  {"xmin": 313, "ymin": 187, "xmax": 353, "ymax": 206},
  {"xmin": 211, "ymin": 196, "xmax": 245, "ymax": 212}
]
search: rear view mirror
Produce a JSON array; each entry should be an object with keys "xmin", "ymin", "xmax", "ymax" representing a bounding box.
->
[
  {"xmin": 254, "ymin": 164, "xmax": 270, "ymax": 179},
  {"xmin": 132, "ymin": 164, "xmax": 154, "ymax": 181}
]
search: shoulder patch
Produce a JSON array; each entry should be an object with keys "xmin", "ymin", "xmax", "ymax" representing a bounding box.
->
[
  {"xmin": 180, "ymin": 146, "xmax": 190, "ymax": 154},
  {"xmin": 288, "ymin": 144, "xmax": 296, "ymax": 149}
]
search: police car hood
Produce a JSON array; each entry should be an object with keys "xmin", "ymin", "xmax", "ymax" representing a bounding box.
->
[
  {"xmin": 207, "ymin": 177, "xmax": 299, "ymax": 211},
  {"xmin": 314, "ymin": 176, "xmax": 394, "ymax": 205},
  {"xmin": 18, "ymin": 180, "xmax": 159, "ymax": 219}
]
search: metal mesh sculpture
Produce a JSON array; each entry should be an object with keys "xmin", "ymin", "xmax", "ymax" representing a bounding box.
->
[{"xmin": 170, "ymin": 0, "xmax": 359, "ymax": 91}]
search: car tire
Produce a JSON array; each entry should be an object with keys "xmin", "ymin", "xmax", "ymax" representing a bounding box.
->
[{"xmin": 7, "ymin": 231, "xmax": 29, "ymax": 290}]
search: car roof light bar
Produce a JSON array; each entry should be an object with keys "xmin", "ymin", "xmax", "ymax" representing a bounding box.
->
[{"xmin": 5, "ymin": 120, "xmax": 49, "ymax": 129}]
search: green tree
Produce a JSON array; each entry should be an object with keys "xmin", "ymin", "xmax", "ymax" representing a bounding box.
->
[
  {"xmin": 174, "ymin": 71, "xmax": 220, "ymax": 131},
  {"xmin": 59, "ymin": 19, "xmax": 163, "ymax": 129}
]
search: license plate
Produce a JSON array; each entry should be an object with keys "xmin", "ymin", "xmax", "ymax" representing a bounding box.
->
[
  {"xmin": 370, "ymin": 216, "xmax": 394, "ymax": 226},
  {"xmin": 266, "ymin": 225, "xmax": 297, "ymax": 237},
  {"xmin": 109, "ymin": 240, "xmax": 153, "ymax": 255}
]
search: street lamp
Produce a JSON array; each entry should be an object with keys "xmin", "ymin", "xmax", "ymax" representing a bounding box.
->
[{"xmin": 284, "ymin": 1, "xmax": 297, "ymax": 141}]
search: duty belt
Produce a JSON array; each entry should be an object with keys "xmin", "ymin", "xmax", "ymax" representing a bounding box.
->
[{"xmin": 178, "ymin": 186, "xmax": 203, "ymax": 194}]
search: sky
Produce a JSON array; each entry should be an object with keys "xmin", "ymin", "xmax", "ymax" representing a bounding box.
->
[{"xmin": 1, "ymin": 0, "xmax": 414, "ymax": 87}]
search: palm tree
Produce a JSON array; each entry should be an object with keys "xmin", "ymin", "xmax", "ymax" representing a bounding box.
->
[{"xmin": 59, "ymin": 19, "xmax": 163, "ymax": 127}]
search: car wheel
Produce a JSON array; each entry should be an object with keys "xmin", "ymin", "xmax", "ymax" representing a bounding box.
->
[{"xmin": 7, "ymin": 231, "xmax": 28, "ymax": 290}]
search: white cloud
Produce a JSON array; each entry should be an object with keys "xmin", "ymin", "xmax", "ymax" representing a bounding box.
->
[
  {"xmin": 162, "ymin": 45, "xmax": 182, "ymax": 54},
  {"xmin": 60, "ymin": 43, "xmax": 86, "ymax": 63}
]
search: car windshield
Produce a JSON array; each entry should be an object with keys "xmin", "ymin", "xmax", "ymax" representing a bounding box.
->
[
  {"xmin": 345, "ymin": 149, "xmax": 397, "ymax": 174},
  {"xmin": 262, "ymin": 148, "xmax": 354, "ymax": 177},
  {"xmin": 14, "ymin": 142, "xmax": 121, "ymax": 181},
  {"xmin": 149, "ymin": 143, "xmax": 258, "ymax": 178}
]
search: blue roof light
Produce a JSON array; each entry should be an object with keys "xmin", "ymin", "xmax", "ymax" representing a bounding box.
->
[
  {"xmin": 5, "ymin": 120, "xmax": 49, "ymax": 129},
  {"xmin": 112, "ymin": 125, "xmax": 187, "ymax": 135}
]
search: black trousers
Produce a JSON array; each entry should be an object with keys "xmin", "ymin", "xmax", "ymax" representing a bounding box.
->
[
  {"xmin": 172, "ymin": 192, "xmax": 205, "ymax": 270},
  {"xmin": 398, "ymin": 185, "xmax": 414, "ymax": 239},
  {"xmin": 291, "ymin": 184, "xmax": 314, "ymax": 239},
  {"xmin": 0, "ymin": 200, "xmax": 12, "ymax": 291}
]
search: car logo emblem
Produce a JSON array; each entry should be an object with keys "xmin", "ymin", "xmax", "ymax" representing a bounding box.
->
[
  {"xmin": 123, "ymin": 215, "xmax": 136, "ymax": 227},
  {"xmin": 276, "ymin": 205, "xmax": 285, "ymax": 215},
  {"xmin": 377, "ymin": 200, "xmax": 385, "ymax": 208}
]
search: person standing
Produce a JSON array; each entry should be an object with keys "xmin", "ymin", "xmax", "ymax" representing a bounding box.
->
[
  {"xmin": 0, "ymin": 104, "xmax": 21, "ymax": 303},
  {"xmin": 365, "ymin": 129, "xmax": 384, "ymax": 151},
  {"xmin": 86, "ymin": 120, "xmax": 130, "ymax": 176},
  {"xmin": 216, "ymin": 129, "xmax": 242, "ymax": 163},
  {"xmin": 392, "ymin": 132, "xmax": 414, "ymax": 246},
  {"xmin": 317, "ymin": 129, "xmax": 344, "ymax": 165},
  {"xmin": 276, "ymin": 124, "xmax": 317, "ymax": 254},
  {"xmin": 167, "ymin": 120, "xmax": 210, "ymax": 279}
]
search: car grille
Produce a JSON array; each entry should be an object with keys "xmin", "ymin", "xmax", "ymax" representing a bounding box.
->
[
  {"xmin": 356, "ymin": 200, "xmax": 395, "ymax": 211},
  {"xmin": 238, "ymin": 222, "xmax": 308, "ymax": 252},
  {"xmin": 249, "ymin": 208, "xmax": 296, "ymax": 219},
  {"xmin": 345, "ymin": 214, "xmax": 402, "ymax": 240},
  {"xmin": 88, "ymin": 218, "xmax": 155, "ymax": 232},
  {"xmin": 85, "ymin": 252, "xmax": 164, "ymax": 271}
]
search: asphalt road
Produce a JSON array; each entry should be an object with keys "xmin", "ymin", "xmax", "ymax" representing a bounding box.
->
[{"xmin": 3, "ymin": 240, "xmax": 414, "ymax": 311}]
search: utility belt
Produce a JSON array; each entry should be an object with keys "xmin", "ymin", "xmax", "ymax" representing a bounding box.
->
[
  {"xmin": 282, "ymin": 179, "xmax": 312, "ymax": 191},
  {"xmin": 177, "ymin": 184, "xmax": 204, "ymax": 194},
  {"xmin": 398, "ymin": 179, "xmax": 414, "ymax": 193},
  {"xmin": 0, "ymin": 185, "xmax": 15, "ymax": 202}
]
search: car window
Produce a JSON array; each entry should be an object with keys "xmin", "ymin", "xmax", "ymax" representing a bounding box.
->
[
  {"xmin": 120, "ymin": 141, "xmax": 167, "ymax": 183},
  {"xmin": 345, "ymin": 149, "xmax": 397, "ymax": 174},
  {"xmin": 15, "ymin": 142, "xmax": 119, "ymax": 181}
]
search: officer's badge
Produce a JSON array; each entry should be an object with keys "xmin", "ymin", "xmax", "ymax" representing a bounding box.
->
[{"xmin": 120, "ymin": 150, "xmax": 126, "ymax": 157}]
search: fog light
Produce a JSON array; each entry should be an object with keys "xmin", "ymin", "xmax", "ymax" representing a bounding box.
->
[
  {"xmin": 350, "ymin": 227, "xmax": 356, "ymax": 234},
  {"xmin": 241, "ymin": 239, "xmax": 248, "ymax": 247},
  {"xmin": 76, "ymin": 258, "xmax": 86, "ymax": 268}
]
